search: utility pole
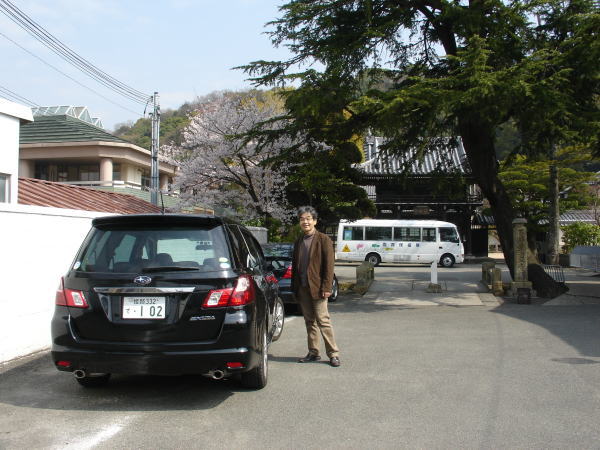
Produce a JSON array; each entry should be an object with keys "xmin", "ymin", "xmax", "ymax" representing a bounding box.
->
[{"xmin": 150, "ymin": 91, "xmax": 161, "ymax": 206}]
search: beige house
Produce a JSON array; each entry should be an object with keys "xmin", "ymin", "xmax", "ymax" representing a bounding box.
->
[{"xmin": 18, "ymin": 107, "xmax": 177, "ymax": 198}]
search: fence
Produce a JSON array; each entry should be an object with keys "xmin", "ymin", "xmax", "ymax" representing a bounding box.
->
[
  {"xmin": 542, "ymin": 265, "xmax": 565, "ymax": 283},
  {"xmin": 569, "ymin": 246, "xmax": 600, "ymax": 272}
]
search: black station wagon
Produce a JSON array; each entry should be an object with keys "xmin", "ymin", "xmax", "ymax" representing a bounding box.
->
[{"xmin": 51, "ymin": 214, "xmax": 285, "ymax": 389}]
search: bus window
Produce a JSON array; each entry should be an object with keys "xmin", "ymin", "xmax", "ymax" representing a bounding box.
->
[
  {"xmin": 394, "ymin": 227, "xmax": 421, "ymax": 242},
  {"xmin": 365, "ymin": 226, "xmax": 392, "ymax": 241},
  {"xmin": 343, "ymin": 226, "xmax": 364, "ymax": 240},
  {"xmin": 422, "ymin": 228, "xmax": 436, "ymax": 242},
  {"xmin": 440, "ymin": 227, "xmax": 460, "ymax": 243}
]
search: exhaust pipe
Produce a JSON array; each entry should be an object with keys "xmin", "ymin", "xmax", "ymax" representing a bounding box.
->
[
  {"xmin": 73, "ymin": 369, "xmax": 87, "ymax": 379},
  {"xmin": 209, "ymin": 370, "xmax": 225, "ymax": 380}
]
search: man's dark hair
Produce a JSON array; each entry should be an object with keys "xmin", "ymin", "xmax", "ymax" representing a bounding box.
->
[{"xmin": 297, "ymin": 206, "xmax": 318, "ymax": 220}]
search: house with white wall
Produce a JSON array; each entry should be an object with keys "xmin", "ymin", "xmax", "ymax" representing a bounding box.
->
[{"xmin": 0, "ymin": 98, "xmax": 33, "ymax": 203}]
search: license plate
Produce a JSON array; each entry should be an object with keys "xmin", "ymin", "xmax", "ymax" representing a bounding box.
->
[{"xmin": 123, "ymin": 297, "xmax": 166, "ymax": 319}]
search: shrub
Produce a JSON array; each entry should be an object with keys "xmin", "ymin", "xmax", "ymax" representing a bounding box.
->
[{"xmin": 561, "ymin": 223, "xmax": 600, "ymax": 253}]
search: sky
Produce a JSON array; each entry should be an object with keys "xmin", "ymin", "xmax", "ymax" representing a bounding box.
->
[{"xmin": 0, "ymin": 0, "xmax": 293, "ymax": 131}]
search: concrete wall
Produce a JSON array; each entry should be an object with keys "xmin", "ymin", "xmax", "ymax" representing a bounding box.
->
[
  {"xmin": 0, "ymin": 203, "xmax": 111, "ymax": 363},
  {"xmin": 247, "ymin": 226, "xmax": 268, "ymax": 244}
]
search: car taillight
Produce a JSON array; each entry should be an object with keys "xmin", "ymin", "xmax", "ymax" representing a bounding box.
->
[
  {"xmin": 265, "ymin": 274, "xmax": 278, "ymax": 284},
  {"xmin": 282, "ymin": 265, "xmax": 292, "ymax": 279},
  {"xmin": 55, "ymin": 277, "xmax": 89, "ymax": 308},
  {"xmin": 203, "ymin": 274, "xmax": 255, "ymax": 308}
]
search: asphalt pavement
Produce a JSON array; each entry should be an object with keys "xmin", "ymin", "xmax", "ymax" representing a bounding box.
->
[{"xmin": 1, "ymin": 260, "xmax": 599, "ymax": 449}]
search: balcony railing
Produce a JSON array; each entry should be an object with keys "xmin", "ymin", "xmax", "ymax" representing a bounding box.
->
[{"xmin": 59, "ymin": 180, "xmax": 179, "ymax": 197}]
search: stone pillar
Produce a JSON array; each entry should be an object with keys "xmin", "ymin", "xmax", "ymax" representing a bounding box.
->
[
  {"xmin": 511, "ymin": 218, "xmax": 532, "ymax": 303},
  {"xmin": 99, "ymin": 158, "xmax": 113, "ymax": 186},
  {"xmin": 18, "ymin": 159, "xmax": 35, "ymax": 178},
  {"xmin": 492, "ymin": 268, "xmax": 504, "ymax": 296},
  {"xmin": 159, "ymin": 173, "xmax": 169, "ymax": 191}
]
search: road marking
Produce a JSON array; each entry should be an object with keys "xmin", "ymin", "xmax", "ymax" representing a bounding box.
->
[{"xmin": 55, "ymin": 416, "xmax": 133, "ymax": 449}]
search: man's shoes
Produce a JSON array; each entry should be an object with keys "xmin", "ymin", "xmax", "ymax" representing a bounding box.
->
[
  {"xmin": 297, "ymin": 353, "xmax": 321, "ymax": 363},
  {"xmin": 329, "ymin": 357, "xmax": 341, "ymax": 367}
]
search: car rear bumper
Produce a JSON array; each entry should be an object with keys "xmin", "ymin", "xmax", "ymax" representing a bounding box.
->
[
  {"xmin": 51, "ymin": 309, "xmax": 261, "ymax": 376},
  {"xmin": 51, "ymin": 344, "xmax": 259, "ymax": 376}
]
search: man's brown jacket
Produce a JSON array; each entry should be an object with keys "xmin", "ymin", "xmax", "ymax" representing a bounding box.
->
[{"xmin": 291, "ymin": 230, "xmax": 335, "ymax": 300}]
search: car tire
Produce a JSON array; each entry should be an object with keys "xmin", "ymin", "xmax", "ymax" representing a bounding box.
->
[
  {"xmin": 270, "ymin": 297, "xmax": 285, "ymax": 342},
  {"xmin": 365, "ymin": 253, "xmax": 381, "ymax": 266},
  {"xmin": 439, "ymin": 254, "xmax": 455, "ymax": 268},
  {"xmin": 75, "ymin": 373, "xmax": 111, "ymax": 388},
  {"xmin": 328, "ymin": 276, "xmax": 339, "ymax": 302},
  {"xmin": 241, "ymin": 323, "xmax": 268, "ymax": 389}
]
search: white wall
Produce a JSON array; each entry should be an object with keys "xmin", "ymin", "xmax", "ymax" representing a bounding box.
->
[{"xmin": 0, "ymin": 203, "xmax": 112, "ymax": 363}]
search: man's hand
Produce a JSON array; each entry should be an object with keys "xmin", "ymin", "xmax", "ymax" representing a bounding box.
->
[{"xmin": 321, "ymin": 291, "xmax": 331, "ymax": 299}]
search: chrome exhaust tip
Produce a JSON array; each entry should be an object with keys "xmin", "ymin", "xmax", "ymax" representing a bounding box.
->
[
  {"xmin": 210, "ymin": 370, "xmax": 225, "ymax": 380},
  {"xmin": 73, "ymin": 369, "xmax": 87, "ymax": 379}
]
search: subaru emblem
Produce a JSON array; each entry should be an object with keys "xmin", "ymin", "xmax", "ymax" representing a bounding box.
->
[{"xmin": 134, "ymin": 275, "xmax": 152, "ymax": 285}]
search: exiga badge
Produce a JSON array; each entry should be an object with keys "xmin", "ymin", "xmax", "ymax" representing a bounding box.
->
[{"xmin": 189, "ymin": 315, "xmax": 216, "ymax": 321}]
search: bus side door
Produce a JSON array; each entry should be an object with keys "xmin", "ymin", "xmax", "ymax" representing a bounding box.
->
[{"xmin": 417, "ymin": 227, "xmax": 437, "ymax": 263}]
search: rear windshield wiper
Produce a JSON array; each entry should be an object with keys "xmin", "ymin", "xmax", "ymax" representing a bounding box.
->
[{"xmin": 142, "ymin": 266, "xmax": 200, "ymax": 273}]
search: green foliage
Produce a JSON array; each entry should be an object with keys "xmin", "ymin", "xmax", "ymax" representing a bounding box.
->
[
  {"xmin": 239, "ymin": 0, "xmax": 600, "ymax": 272},
  {"xmin": 284, "ymin": 142, "xmax": 376, "ymax": 227},
  {"xmin": 499, "ymin": 146, "xmax": 598, "ymax": 233},
  {"xmin": 562, "ymin": 222, "xmax": 600, "ymax": 253},
  {"xmin": 113, "ymin": 109, "xmax": 191, "ymax": 149}
]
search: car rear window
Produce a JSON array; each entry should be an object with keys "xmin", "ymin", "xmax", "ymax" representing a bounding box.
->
[
  {"xmin": 262, "ymin": 244, "xmax": 293, "ymax": 258},
  {"xmin": 75, "ymin": 224, "xmax": 232, "ymax": 273}
]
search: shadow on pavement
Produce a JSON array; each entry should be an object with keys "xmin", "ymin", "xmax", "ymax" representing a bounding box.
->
[
  {"xmin": 334, "ymin": 291, "xmax": 600, "ymax": 361},
  {"xmin": 490, "ymin": 304, "xmax": 600, "ymax": 359},
  {"xmin": 0, "ymin": 353, "xmax": 255, "ymax": 412}
]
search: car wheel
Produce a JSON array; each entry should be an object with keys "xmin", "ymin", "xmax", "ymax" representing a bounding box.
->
[
  {"xmin": 75, "ymin": 373, "xmax": 111, "ymax": 388},
  {"xmin": 439, "ymin": 254, "xmax": 455, "ymax": 268},
  {"xmin": 365, "ymin": 253, "xmax": 381, "ymax": 266},
  {"xmin": 241, "ymin": 323, "xmax": 268, "ymax": 389},
  {"xmin": 328, "ymin": 276, "xmax": 339, "ymax": 302},
  {"xmin": 270, "ymin": 297, "xmax": 285, "ymax": 342}
]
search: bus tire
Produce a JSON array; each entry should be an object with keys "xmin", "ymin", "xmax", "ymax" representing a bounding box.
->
[
  {"xmin": 365, "ymin": 253, "xmax": 381, "ymax": 266},
  {"xmin": 439, "ymin": 254, "xmax": 455, "ymax": 268}
]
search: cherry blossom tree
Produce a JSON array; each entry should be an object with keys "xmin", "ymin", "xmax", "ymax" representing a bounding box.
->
[{"xmin": 167, "ymin": 91, "xmax": 295, "ymax": 223}]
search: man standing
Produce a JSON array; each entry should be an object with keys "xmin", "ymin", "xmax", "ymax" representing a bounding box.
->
[{"xmin": 291, "ymin": 206, "xmax": 340, "ymax": 367}]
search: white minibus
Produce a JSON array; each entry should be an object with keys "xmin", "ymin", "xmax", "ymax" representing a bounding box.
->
[{"xmin": 336, "ymin": 219, "xmax": 464, "ymax": 267}]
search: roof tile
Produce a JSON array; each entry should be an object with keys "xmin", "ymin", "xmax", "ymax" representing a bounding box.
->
[
  {"xmin": 18, "ymin": 178, "xmax": 161, "ymax": 214},
  {"xmin": 20, "ymin": 115, "xmax": 133, "ymax": 145}
]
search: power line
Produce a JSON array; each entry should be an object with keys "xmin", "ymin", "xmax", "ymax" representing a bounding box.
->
[
  {"xmin": 0, "ymin": 0, "xmax": 151, "ymax": 105},
  {"xmin": 0, "ymin": 83, "xmax": 39, "ymax": 107},
  {"xmin": 0, "ymin": 0, "xmax": 150, "ymax": 103},
  {"xmin": 0, "ymin": 31, "xmax": 144, "ymax": 117}
]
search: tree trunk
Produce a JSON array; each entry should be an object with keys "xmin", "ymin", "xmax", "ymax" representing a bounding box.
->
[
  {"xmin": 546, "ymin": 164, "xmax": 560, "ymax": 264},
  {"xmin": 526, "ymin": 230, "xmax": 540, "ymax": 264},
  {"xmin": 459, "ymin": 120, "xmax": 516, "ymax": 277}
]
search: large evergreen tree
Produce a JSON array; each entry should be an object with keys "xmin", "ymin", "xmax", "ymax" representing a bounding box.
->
[{"xmin": 240, "ymin": 0, "xmax": 599, "ymax": 275}]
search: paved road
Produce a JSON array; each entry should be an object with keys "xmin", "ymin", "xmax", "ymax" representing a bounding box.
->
[{"xmin": 1, "ymin": 264, "xmax": 600, "ymax": 449}]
